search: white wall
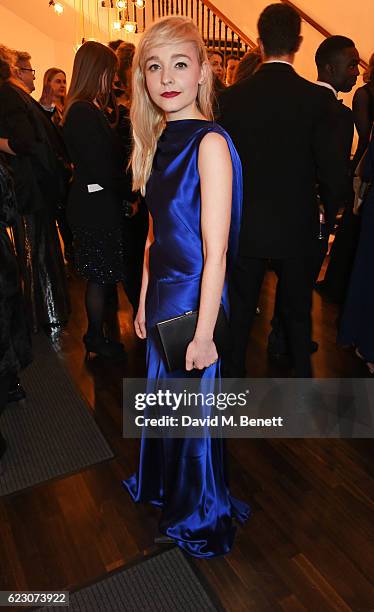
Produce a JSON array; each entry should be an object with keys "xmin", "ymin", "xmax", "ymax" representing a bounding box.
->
[
  {"xmin": 294, "ymin": 0, "xmax": 373, "ymax": 61},
  {"xmin": 0, "ymin": 4, "xmax": 56, "ymax": 99}
]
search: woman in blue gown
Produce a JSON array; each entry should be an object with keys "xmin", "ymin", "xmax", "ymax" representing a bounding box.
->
[
  {"xmin": 123, "ymin": 16, "xmax": 250, "ymax": 557},
  {"xmin": 338, "ymin": 137, "xmax": 374, "ymax": 374}
]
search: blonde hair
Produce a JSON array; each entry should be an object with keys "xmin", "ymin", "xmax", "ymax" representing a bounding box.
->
[
  {"xmin": 63, "ymin": 41, "xmax": 117, "ymax": 123},
  {"xmin": 363, "ymin": 53, "xmax": 374, "ymax": 84},
  {"xmin": 131, "ymin": 16, "xmax": 213, "ymax": 195}
]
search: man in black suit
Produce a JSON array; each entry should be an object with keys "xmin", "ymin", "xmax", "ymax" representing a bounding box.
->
[
  {"xmin": 219, "ymin": 4, "xmax": 346, "ymax": 377},
  {"xmin": 268, "ymin": 35, "xmax": 359, "ymax": 360},
  {"xmin": 315, "ymin": 38, "xmax": 362, "ymax": 306}
]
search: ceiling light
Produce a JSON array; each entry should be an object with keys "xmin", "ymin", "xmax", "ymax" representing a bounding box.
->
[
  {"xmin": 49, "ymin": 0, "xmax": 64, "ymax": 14},
  {"xmin": 123, "ymin": 21, "xmax": 137, "ymax": 33}
]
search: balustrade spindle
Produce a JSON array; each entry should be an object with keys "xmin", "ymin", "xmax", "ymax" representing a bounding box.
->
[
  {"xmin": 185, "ymin": 0, "xmax": 188, "ymax": 16},
  {"xmin": 218, "ymin": 19, "xmax": 222, "ymax": 50},
  {"xmin": 166, "ymin": 0, "xmax": 169, "ymax": 15},
  {"xmin": 158, "ymin": 0, "xmax": 161, "ymax": 18},
  {"xmin": 212, "ymin": 14, "xmax": 216, "ymax": 50},
  {"xmin": 244, "ymin": 43, "xmax": 248, "ymax": 54},
  {"xmin": 176, "ymin": 0, "xmax": 179, "ymax": 13},
  {"xmin": 171, "ymin": 0, "xmax": 174, "ymax": 13},
  {"xmin": 224, "ymin": 24, "xmax": 228, "ymax": 57},
  {"xmin": 201, "ymin": 2, "xmax": 204, "ymax": 43},
  {"xmin": 190, "ymin": 0, "xmax": 193, "ymax": 20},
  {"xmin": 207, "ymin": 9, "xmax": 211, "ymax": 47},
  {"xmin": 196, "ymin": 0, "xmax": 199, "ymax": 27},
  {"xmin": 152, "ymin": 0, "xmax": 155, "ymax": 21},
  {"xmin": 134, "ymin": 4, "xmax": 137, "ymax": 29},
  {"xmin": 231, "ymin": 30, "xmax": 234, "ymax": 56},
  {"xmin": 237, "ymin": 37, "xmax": 241, "ymax": 57}
]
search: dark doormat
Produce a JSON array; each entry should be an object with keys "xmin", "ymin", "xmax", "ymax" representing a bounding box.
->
[
  {"xmin": 0, "ymin": 333, "xmax": 114, "ymax": 496},
  {"xmin": 38, "ymin": 547, "xmax": 222, "ymax": 611}
]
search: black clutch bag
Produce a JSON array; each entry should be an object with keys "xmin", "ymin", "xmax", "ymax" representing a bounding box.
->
[{"xmin": 156, "ymin": 305, "xmax": 229, "ymax": 372}]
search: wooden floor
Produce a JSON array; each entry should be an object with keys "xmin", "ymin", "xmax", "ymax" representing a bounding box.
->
[{"xmin": 0, "ymin": 268, "xmax": 373, "ymax": 612}]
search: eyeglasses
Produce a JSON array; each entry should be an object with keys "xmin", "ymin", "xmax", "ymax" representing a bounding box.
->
[{"xmin": 20, "ymin": 68, "xmax": 36, "ymax": 77}]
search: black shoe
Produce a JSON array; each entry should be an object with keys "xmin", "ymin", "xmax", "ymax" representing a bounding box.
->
[
  {"xmin": 83, "ymin": 334, "xmax": 125, "ymax": 359},
  {"xmin": 7, "ymin": 382, "xmax": 26, "ymax": 404}
]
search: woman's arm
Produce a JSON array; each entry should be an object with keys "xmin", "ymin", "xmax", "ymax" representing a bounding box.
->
[
  {"xmin": 134, "ymin": 212, "xmax": 154, "ymax": 339},
  {"xmin": 185, "ymin": 131, "xmax": 232, "ymax": 371}
]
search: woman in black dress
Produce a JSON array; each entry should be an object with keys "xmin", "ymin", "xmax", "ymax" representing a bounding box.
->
[
  {"xmin": 352, "ymin": 53, "xmax": 374, "ymax": 171},
  {"xmin": 62, "ymin": 41, "xmax": 132, "ymax": 358},
  {"xmin": 0, "ymin": 44, "xmax": 70, "ymax": 334},
  {"xmin": 1, "ymin": 154, "xmax": 33, "ymax": 465},
  {"xmin": 338, "ymin": 137, "xmax": 374, "ymax": 374}
]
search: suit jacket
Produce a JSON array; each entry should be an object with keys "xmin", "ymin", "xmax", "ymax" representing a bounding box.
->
[
  {"xmin": 219, "ymin": 63, "xmax": 347, "ymax": 258},
  {"xmin": 317, "ymin": 86, "xmax": 354, "ymax": 202}
]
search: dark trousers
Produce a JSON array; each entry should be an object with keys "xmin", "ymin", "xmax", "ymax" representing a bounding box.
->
[
  {"xmin": 322, "ymin": 206, "xmax": 361, "ymax": 304},
  {"xmin": 226, "ymin": 255, "xmax": 315, "ymax": 378},
  {"xmin": 269, "ymin": 237, "xmax": 329, "ymax": 354}
]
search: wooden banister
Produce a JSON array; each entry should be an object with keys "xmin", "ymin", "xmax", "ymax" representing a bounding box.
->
[
  {"xmin": 281, "ymin": 0, "xmax": 368, "ymax": 70},
  {"xmin": 201, "ymin": 0, "xmax": 257, "ymax": 49}
]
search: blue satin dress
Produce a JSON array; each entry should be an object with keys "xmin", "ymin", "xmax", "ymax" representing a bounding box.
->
[{"xmin": 123, "ymin": 119, "xmax": 250, "ymax": 557}]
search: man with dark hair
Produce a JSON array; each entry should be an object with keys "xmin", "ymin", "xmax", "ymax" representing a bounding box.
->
[
  {"xmin": 314, "ymin": 37, "xmax": 362, "ymax": 305},
  {"xmin": 315, "ymin": 36, "xmax": 359, "ymax": 93},
  {"xmin": 257, "ymin": 2, "xmax": 302, "ymax": 56},
  {"xmin": 219, "ymin": 4, "xmax": 346, "ymax": 377},
  {"xmin": 268, "ymin": 35, "xmax": 359, "ymax": 360}
]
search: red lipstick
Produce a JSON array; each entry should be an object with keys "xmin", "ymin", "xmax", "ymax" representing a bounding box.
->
[{"xmin": 161, "ymin": 91, "xmax": 181, "ymax": 98}]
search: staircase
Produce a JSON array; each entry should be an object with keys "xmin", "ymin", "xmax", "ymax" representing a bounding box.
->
[{"xmin": 133, "ymin": 0, "xmax": 257, "ymax": 62}]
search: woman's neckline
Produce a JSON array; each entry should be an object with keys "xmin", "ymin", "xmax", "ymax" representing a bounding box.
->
[{"xmin": 166, "ymin": 118, "xmax": 210, "ymax": 124}]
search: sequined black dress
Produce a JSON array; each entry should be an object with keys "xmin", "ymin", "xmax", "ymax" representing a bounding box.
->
[
  {"xmin": 62, "ymin": 102, "xmax": 132, "ymax": 284},
  {"xmin": 0, "ymin": 82, "xmax": 70, "ymax": 332},
  {"xmin": 0, "ymin": 157, "xmax": 32, "ymax": 378}
]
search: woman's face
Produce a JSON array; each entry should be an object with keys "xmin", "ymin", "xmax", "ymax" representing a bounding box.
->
[
  {"xmin": 144, "ymin": 41, "xmax": 206, "ymax": 121},
  {"xmin": 49, "ymin": 72, "xmax": 66, "ymax": 99}
]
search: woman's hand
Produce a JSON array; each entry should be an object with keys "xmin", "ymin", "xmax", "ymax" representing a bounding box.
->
[
  {"xmin": 185, "ymin": 337, "xmax": 218, "ymax": 371},
  {"xmin": 134, "ymin": 303, "xmax": 146, "ymax": 339}
]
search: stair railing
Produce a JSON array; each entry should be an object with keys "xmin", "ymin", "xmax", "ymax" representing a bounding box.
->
[{"xmin": 148, "ymin": 0, "xmax": 257, "ymax": 62}]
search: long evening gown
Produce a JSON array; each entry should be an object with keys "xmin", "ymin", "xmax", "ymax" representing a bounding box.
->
[
  {"xmin": 123, "ymin": 119, "xmax": 250, "ymax": 558},
  {"xmin": 338, "ymin": 137, "xmax": 374, "ymax": 362}
]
